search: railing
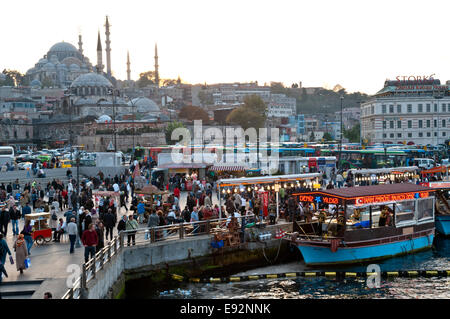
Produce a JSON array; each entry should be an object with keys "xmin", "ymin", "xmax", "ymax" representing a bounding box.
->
[{"xmin": 61, "ymin": 215, "xmax": 256, "ymax": 299}]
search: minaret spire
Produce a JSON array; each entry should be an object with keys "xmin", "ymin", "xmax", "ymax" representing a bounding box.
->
[
  {"xmin": 154, "ymin": 43, "xmax": 159, "ymax": 87},
  {"xmin": 104, "ymin": 16, "xmax": 112, "ymax": 77},
  {"xmin": 78, "ymin": 34, "xmax": 83, "ymax": 55},
  {"xmin": 126, "ymin": 51, "xmax": 131, "ymax": 81},
  {"xmin": 96, "ymin": 31, "xmax": 104, "ymax": 73}
]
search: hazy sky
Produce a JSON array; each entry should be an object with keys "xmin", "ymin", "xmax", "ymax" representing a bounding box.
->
[{"xmin": 1, "ymin": 0, "xmax": 449, "ymax": 94}]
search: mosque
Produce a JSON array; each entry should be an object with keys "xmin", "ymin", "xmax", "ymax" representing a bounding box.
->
[{"xmin": 25, "ymin": 16, "xmax": 162, "ymax": 118}]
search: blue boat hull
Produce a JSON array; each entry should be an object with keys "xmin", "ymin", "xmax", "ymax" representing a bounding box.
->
[
  {"xmin": 435, "ymin": 215, "xmax": 450, "ymax": 236},
  {"xmin": 297, "ymin": 234, "xmax": 434, "ymax": 266}
]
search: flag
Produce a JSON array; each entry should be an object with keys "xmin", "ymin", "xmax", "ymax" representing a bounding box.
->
[{"xmin": 275, "ymin": 229, "xmax": 287, "ymax": 239}]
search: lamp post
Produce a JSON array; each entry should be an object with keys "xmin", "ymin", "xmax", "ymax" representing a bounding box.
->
[
  {"xmin": 338, "ymin": 95, "xmax": 344, "ymax": 171},
  {"xmin": 73, "ymin": 145, "xmax": 82, "ymax": 248}
]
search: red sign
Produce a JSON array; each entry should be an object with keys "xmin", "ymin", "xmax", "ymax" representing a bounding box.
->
[
  {"xmin": 355, "ymin": 192, "xmax": 429, "ymax": 206},
  {"xmin": 262, "ymin": 192, "xmax": 269, "ymax": 217}
]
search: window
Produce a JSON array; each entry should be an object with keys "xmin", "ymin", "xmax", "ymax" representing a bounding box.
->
[
  {"xmin": 395, "ymin": 201, "xmax": 416, "ymax": 226},
  {"xmin": 383, "ymin": 121, "xmax": 386, "ymax": 129},
  {"xmin": 427, "ymin": 132, "xmax": 431, "ymax": 137},
  {"xmin": 419, "ymin": 132, "xmax": 423, "ymax": 137},
  {"xmin": 397, "ymin": 120, "xmax": 401, "ymax": 128},
  {"xmin": 434, "ymin": 119, "xmax": 437, "ymax": 128},
  {"xmin": 416, "ymin": 198, "xmax": 433, "ymax": 223},
  {"xmin": 418, "ymin": 120, "xmax": 423, "ymax": 128},
  {"xmin": 382, "ymin": 105, "xmax": 387, "ymax": 113},
  {"xmin": 383, "ymin": 133, "xmax": 386, "ymax": 138},
  {"xmin": 397, "ymin": 105, "xmax": 402, "ymax": 113},
  {"xmin": 418, "ymin": 104, "xmax": 423, "ymax": 112},
  {"xmin": 408, "ymin": 133, "xmax": 412, "ymax": 138},
  {"xmin": 443, "ymin": 104, "xmax": 447, "ymax": 112},
  {"xmin": 444, "ymin": 132, "xmax": 447, "ymax": 137},
  {"xmin": 443, "ymin": 119, "xmax": 446, "ymax": 127},
  {"xmin": 397, "ymin": 133, "xmax": 402, "ymax": 138},
  {"xmin": 407, "ymin": 104, "xmax": 412, "ymax": 113},
  {"xmin": 426, "ymin": 104, "xmax": 431, "ymax": 112},
  {"xmin": 408, "ymin": 120, "xmax": 412, "ymax": 128},
  {"xmin": 390, "ymin": 121, "xmax": 394, "ymax": 129},
  {"xmin": 389, "ymin": 105, "xmax": 394, "ymax": 113},
  {"xmin": 427, "ymin": 120, "xmax": 430, "ymax": 128},
  {"xmin": 434, "ymin": 132, "xmax": 437, "ymax": 137},
  {"xmin": 390, "ymin": 133, "xmax": 394, "ymax": 138},
  {"xmin": 434, "ymin": 104, "xmax": 438, "ymax": 112}
]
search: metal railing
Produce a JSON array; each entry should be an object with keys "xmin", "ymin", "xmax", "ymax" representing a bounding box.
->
[{"xmin": 61, "ymin": 215, "xmax": 257, "ymax": 299}]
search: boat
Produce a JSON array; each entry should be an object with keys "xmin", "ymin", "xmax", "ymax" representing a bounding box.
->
[
  {"xmin": 420, "ymin": 181, "xmax": 450, "ymax": 236},
  {"xmin": 287, "ymin": 183, "xmax": 435, "ymax": 266}
]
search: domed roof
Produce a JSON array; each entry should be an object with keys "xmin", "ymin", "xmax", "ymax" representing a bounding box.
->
[
  {"xmin": 49, "ymin": 42, "xmax": 78, "ymax": 53},
  {"xmin": 38, "ymin": 58, "xmax": 48, "ymax": 65},
  {"xmin": 97, "ymin": 115, "xmax": 112, "ymax": 123},
  {"xmin": 43, "ymin": 62, "xmax": 56, "ymax": 71},
  {"xmin": 128, "ymin": 97, "xmax": 160, "ymax": 113},
  {"xmin": 73, "ymin": 97, "xmax": 97, "ymax": 105},
  {"xmin": 62, "ymin": 57, "xmax": 82, "ymax": 67},
  {"xmin": 70, "ymin": 64, "xmax": 80, "ymax": 71},
  {"xmin": 70, "ymin": 73, "xmax": 113, "ymax": 88},
  {"xmin": 30, "ymin": 79, "xmax": 42, "ymax": 87}
]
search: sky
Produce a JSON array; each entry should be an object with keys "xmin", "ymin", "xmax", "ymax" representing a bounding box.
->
[{"xmin": 1, "ymin": 0, "xmax": 449, "ymax": 95}]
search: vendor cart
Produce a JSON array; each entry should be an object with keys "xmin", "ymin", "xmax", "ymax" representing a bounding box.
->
[{"xmin": 25, "ymin": 212, "xmax": 52, "ymax": 245}]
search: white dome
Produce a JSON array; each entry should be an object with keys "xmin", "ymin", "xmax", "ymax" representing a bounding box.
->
[
  {"xmin": 97, "ymin": 115, "xmax": 112, "ymax": 123},
  {"xmin": 49, "ymin": 42, "xmax": 78, "ymax": 53},
  {"xmin": 70, "ymin": 72, "xmax": 113, "ymax": 88},
  {"xmin": 30, "ymin": 79, "xmax": 42, "ymax": 87},
  {"xmin": 128, "ymin": 97, "xmax": 160, "ymax": 113}
]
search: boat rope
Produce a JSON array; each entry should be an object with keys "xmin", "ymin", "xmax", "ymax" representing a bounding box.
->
[
  {"xmin": 171, "ymin": 269, "xmax": 450, "ymax": 283},
  {"xmin": 261, "ymin": 238, "xmax": 283, "ymax": 265}
]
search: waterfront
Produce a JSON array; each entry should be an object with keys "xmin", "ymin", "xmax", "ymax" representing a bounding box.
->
[{"xmin": 135, "ymin": 236, "xmax": 450, "ymax": 299}]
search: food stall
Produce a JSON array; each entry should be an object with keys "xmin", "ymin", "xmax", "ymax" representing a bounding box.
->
[{"xmin": 25, "ymin": 212, "xmax": 52, "ymax": 245}]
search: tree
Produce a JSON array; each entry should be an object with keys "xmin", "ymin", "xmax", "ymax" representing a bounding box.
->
[
  {"xmin": 226, "ymin": 95, "xmax": 267, "ymax": 130},
  {"xmin": 343, "ymin": 123, "xmax": 360, "ymax": 143},
  {"xmin": 136, "ymin": 71, "xmax": 155, "ymax": 88},
  {"xmin": 178, "ymin": 105, "xmax": 210, "ymax": 123},
  {"xmin": 165, "ymin": 121, "xmax": 185, "ymax": 145},
  {"xmin": 41, "ymin": 76, "xmax": 53, "ymax": 88},
  {"xmin": 198, "ymin": 90, "xmax": 213, "ymax": 106},
  {"xmin": 162, "ymin": 78, "xmax": 177, "ymax": 86},
  {"xmin": 309, "ymin": 131, "xmax": 315, "ymax": 142},
  {"xmin": 323, "ymin": 132, "xmax": 333, "ymax": 141},
  {"xmin": 1, "ymin": 69, "xmax": 25, "ymax": 86}
]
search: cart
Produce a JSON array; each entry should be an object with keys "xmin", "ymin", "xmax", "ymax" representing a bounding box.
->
[{"xmin": 25, "ymin": 212, "xmax": 52, "ymax": 245}]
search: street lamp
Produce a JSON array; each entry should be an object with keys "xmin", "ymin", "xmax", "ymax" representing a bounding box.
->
[
  {"xmin": 63, "ymin": 89, "xmax": 75, "ymax": 161},
  {"xmin": 124, "ymin": 96, "xmax": 145, "ymax": 157},
  {"xmin": 338, "ymin": 95, "xmax": 344, "ymax": 171},
  {"xmin": 73, "ymin": 145, "xmax": 83, "ymax": 248}
]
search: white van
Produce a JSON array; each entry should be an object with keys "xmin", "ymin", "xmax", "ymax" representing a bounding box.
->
[{"xmin": 413, "ymin": 158, "xmax": 435, "ymax": 169}]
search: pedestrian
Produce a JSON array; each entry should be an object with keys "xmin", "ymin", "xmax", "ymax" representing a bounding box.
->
[
  {"xmin": 0, "ymin": 233, "xmax": 12, "ymax": 266},
  {"xmin": 50, "ymin": 206, "xmax": 58, "ymax": 241},
  {"xmin": 137, "ymin": 200, "xmax": 145, "ymax": 224},
  {"xmin": 21, "ymin": 219, "xmax": 34, "ymax": 255},
  {"xmin": 13, "ymin": 234, "xmax": 28, "ymax": 274},
  {"xmin": 81, "ymin": 223, "xmax": 98, "ymax": 263},
  {"xmin": 43, "ymin": 292, "xmax": 53, "ymax": 299},
  {"xmin": 55, "ymin": 218, "xmax": 66, "ymax": 242},
  {"xmin": 0, "ymin": 207, "xmax": 10, "ymax": 236},
  {"xmin": 22, "ymin": 203, "xmax": 31, "ymax": 220},
  {"xmin": 125, "ymin": 215, "xmax": 138, "ymax": 246},
  {"xmin": 117, "ymin": 215, "xmax": 127, "ymax": 234},
  {"xmin": 66, "ymin": 218, "xmax": 78, "ymax": 254},
  {"xmin": 103, "ymin": 209, "xmax": 116, "ymax": 241},
  {"xmin": 95, "ymin": 221, "xmax": 105, "ymax": 251}
]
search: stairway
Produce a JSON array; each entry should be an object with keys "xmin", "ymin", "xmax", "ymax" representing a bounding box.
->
[{"xmin": 0, "ymin": 280, "xmax": 44, "ymax": 299}]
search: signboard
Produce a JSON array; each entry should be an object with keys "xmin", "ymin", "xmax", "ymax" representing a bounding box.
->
[
  {"xmin": 262, "ymin": 191, "xmax": 269, "ymax": 217},
  {"xmin": 298, "ymin": 194, "xmax": 340, "ymax": 205},
  {"xmin": 107, "ymin": 141, "xmax": 115, "ymax": 151},
  {"xmin": 422, "ymin": 182, "xmax": 450, "ymax": 189},
  {"xmin": 318, "ymin": 158, "xmax": 326, "ymax": 166},
  {"xmin": 354, "ymin": 191, "xmax": 430, "ymax": 206}
]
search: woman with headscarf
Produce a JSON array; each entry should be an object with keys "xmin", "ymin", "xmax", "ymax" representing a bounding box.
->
[
  {"xmin": 21, "ymin": 219, "xmax": 34, "ymax": 255},
  {"xmin": 13, "ymin": 234, "xmax": 28, "ymax": 274}
]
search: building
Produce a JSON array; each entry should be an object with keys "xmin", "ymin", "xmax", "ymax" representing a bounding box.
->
[
  {"xmin": 267, "ymin": 94, "xmax": 296, "ymax": 117},
  {"xmin": 288, "ymin": 114, "xmax": 305, "ymax": 135},
  {"xmin": 361, "ymin": 77, "xmax": 450, "ymax": 146}
]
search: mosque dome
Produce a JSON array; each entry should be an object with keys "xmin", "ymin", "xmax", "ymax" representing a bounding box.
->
[
  {"xmin": 70, "ymin": 73, "xmax": 113, "ymax": 88},
  {"xmin": 62, "ymin": 57, "xmax": 82, "ymax": 67},
  {"xmin": 128, "ymin": 97, "xmax": 160, "ymax": 113},
  {"xmin": 49, "ymin": 42, "xmax": 78, "ymax": 53},
  {"xmin": 70, "ymin": 64, "xmax": 80, "ymax": 72},
  {"xmin": 30, "ymin": 79, "xmax": 42, "ymax": 87},
  {"xmin": 43, "ymin": 62, "xmax": 56, "ymax": 71},
  {"xmin": 97, "ymin": 115, "xmax": 112, "ymax": 123}
]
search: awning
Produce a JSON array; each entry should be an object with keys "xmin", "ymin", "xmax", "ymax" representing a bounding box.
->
[
  {"xmin": 209, "ymin": 164, "xmax": 247, "ymax": 171},
  {"xmin": 421, "ymin": 165, "xmax": 450, "ymax": 175},
  {"xmin": 157, "ymin": 163, "xmax": 209, "ymax": 169}
]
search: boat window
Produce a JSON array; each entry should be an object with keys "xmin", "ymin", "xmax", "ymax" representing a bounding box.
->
[
  {"xmin": 395, "ymin": 200, "xmax": 416, "ymax": 226},
  {"xmin": 416, "ymin": 198, "xmax": 434, "ymax": 223},
  {"xmin": 371, "ymin": 204, "xmax": 394, "ymax": 227},
  {"xmin": 346, "ymin": 206, "xmax": 371, "ymax": 229}
]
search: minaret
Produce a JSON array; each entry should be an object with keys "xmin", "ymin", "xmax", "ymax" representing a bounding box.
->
[
  {"xmin": 105, "ymin": 16, "xmax": 112, "ymax": 77},
  {"xmin": 78, "ymin": 34, "xmax": 83, "ymax": 55},
  {"xmin": 154, "ymin": 43, "xmax": 159, "ymax": 87},
  {"xmin": 96, "ymin": 31, "xmax": 104, "ymax": 73},
  {"xmin": 126, "ymin": 51, "xmax": 131, "ymax": 81}
]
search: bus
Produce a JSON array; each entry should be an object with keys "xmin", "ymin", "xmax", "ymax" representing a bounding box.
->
[
  {"xmin": 0, "ymin": 146, "xmax": 15, "ymax": 167},
  {"xmin": 320, "ymin": 149, "xmax": 408, "ymax": 170}
]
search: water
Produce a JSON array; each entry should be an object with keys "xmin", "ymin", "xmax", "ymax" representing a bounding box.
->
[{"xmin": 137, "ymin": 236, "xmax": 450, "ymax": 299}]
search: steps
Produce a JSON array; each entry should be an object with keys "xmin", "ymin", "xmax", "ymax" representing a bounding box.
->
[{"xmin": 0, "ymin": 280, "xmax": 44, "ymax": 299}]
